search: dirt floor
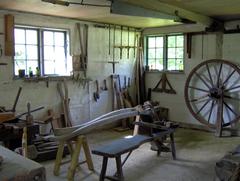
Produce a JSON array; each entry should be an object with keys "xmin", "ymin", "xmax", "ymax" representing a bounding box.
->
[{"xmin": 42, "ymin": 128, "xmax": 240, "ymax": 181}]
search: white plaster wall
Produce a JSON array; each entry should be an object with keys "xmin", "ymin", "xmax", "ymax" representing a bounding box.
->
[
  {"xmin": 143, "ymin": 25, "xmax": 226, "ymax": 125},
  {"xmin": 0, "ymin": 11, "xmax": 136, "ymax": 128}
]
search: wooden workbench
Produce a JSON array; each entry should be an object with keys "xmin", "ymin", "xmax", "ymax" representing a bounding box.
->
[{"xmin": 0, "ymin": 146, "xmax": 46, "ymax": 181}]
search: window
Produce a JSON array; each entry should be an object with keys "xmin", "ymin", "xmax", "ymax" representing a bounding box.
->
[
  {"xmin": 146, "ymin": 34, "xmax": 184, "ymax": 71},
  {"xmin": 14, "ymin": 26, "xmax": 71, "ymax": 76}
]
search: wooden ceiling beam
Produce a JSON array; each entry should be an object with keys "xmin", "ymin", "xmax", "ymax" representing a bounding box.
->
[{"xmin": 119, "ymin": 0, "xmax": 217, "ymax": 27}]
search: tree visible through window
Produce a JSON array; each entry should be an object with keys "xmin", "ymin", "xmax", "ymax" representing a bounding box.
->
[
  {"xmin": 146, "ymin": 34, "xmax": 184, "ymax": 71},
  {"xmin": 14, "ymin": 26, "xmax": 70, "ymax": 77}
]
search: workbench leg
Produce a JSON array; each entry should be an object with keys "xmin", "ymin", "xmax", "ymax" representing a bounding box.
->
[
  {"xmin": 116, "ymin": 156, "xmax": 124, "ymax": 181},
  {"xmin": 82, "ymin": 137, "xmax": 94, "ymax": 171},
  {"xmin": 54, "ymin": 141, "xmax": 65, "ymax": 176},
  {"xmin": 100, "ymin": 157, "xmax": 108, "ymax": 181},
  {"xmin": 170, "ymin": 133, "xmax": 176, "ymax": 160},
  {"xmin": 67, "ymin": 136, "xmax": 83, "ymax": 181}
]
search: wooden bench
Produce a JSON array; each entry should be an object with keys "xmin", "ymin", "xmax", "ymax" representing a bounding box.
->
[
  {"xmin": 92, "ymin": 123, "xmax": 177, "ymax": 181},
  {"xmin": 92, "ymin": 135, "xmax": 152, "ymax": 181}
]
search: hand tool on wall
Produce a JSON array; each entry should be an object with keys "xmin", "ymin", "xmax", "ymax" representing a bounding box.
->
[
  {"xmin": 93, "ymin": 80, "xmax": 100, "ymax": 101},
  {"xmin": 103, "ymin": 79, "xmax": 108, "ymax": 91},
  {"xmin": 78, "ymin": 23, "xmax": 88, "ymax": 78},
  {"xmin": 108, "ymin": 25, "xmax": 119, "ymax": 74},
  {"xmin": 127, "ymin": 27, "xmax": 130, "ymax": 59},
  {"xmin": 108, "ymin": 24, "xmax": 111, "ymax": 55},
  {"xmin": 117, "ymin": 74, "xmax": 122, "ymax": 92},
  {"xmin": 120, "ymin": 26, "xmax": 123, "ymax": 59},
  {"xmin": 123, "ymin": 76, "xmax": 127, "ymax": 89},
  {"xmin": 134, "ymin": 31, "xmax": 137, "ymax": 58},
  {"xmin": 127, "ymin": 77, "xmax": 131, "ymax": 87}
]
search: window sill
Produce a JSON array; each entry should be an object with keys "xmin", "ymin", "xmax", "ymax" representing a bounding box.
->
[
  {"xmin": 145, "ymin": 70, "xmax": 185, "ymax": 74},
  {"xmin": 14, "ymin": 75, "xmax": 72, "ymax": 82}
]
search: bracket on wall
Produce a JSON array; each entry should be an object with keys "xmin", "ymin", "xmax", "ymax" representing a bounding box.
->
[{"xmin": 152, "ymin": 72, "xmax": 176, "ymax": 94}]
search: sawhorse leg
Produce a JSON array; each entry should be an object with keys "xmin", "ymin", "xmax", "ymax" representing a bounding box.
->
[{"xmin": 54, "ymin": 140, "xmax": 65, "ymax": 176}]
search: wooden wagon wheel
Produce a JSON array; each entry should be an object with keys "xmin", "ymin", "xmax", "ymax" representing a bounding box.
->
[{"xmin": 185, "ymin": 59, "xmax": 240, "ymax": 136}]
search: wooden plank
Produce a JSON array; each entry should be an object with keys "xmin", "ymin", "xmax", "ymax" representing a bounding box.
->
[{"xmin": 4, "ymin": 14, "xmax": 14, "ymax": 56}]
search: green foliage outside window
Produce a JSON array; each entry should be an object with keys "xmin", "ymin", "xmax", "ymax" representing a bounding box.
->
[{"xmin": 146, "ymin": 34, "xmax": 184, "ymax": 71}]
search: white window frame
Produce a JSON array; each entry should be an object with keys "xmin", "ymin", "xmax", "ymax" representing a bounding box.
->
[
  {"xmin": 14, "ymin": 25, "xmax": 70, "ymax": 77},
  {"xmin": 145, "ymin": 34, "xmax": 185, "ymax": 72}
]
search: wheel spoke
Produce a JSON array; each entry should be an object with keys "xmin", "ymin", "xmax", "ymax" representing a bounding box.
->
[
  {"xmin": 194, "ymin": 72, "xmax": 211, "ymax": 89},
  {"xmin": 207, "ymin": 100, "xmax": 215, "ymax": 123},
  {"xmin": 188, "ymin": 86, "xmax": 209, "ymax": 93},
  {"xmin": 217, "ymin": 63, "xmax": 223, "ymax": 87},
  {"xmin": 224, "ymin": 104, "xmax": 231, "ymax": 124},
  {"xmin": 190, "ymin": 94, "xmax": 209, "ymax": 102},
  {"xmin": 196, "ymin": 98, "xmax": 211, "ymax": 115},
  {"xmin": 225, "ymin": 85, "xmax": 240, "ymax": 92},
  {"xmin": 223, "ymin": 101, "xmax": 238, "ymax": 116},
  {"xmin": 224, "ymin": 95, "xmax": 240, "ymax": 101},
  {"xmin": 222, "ymin": 69, "xmax": 236, "ymax": 86},
  {"xmin": 206, "ymin": 63, "xmax": 214, "ymax": 87}
]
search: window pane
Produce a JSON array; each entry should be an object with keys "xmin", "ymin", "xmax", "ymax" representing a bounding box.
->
[
  {"xmin": 148, "ymin": 37, "xmax": 155, "ymax": 48},
  {"xmin": 44, "ymin": 31, "xmax": 54, "ymax": 45},
  {"xmin": 156, "ymin": 48, "xmax": 163, "ymax": 58},
  {"xmin": 156, "ymin": 59, "xmax": 163, "ymax": 70},
  {"xmin": 26, "ymin": 45, "xmax": 38, "ymax": 59},
  {"xmin": 168, "ymin": 59, "xmax": 176, "ymax": 70},
  {"xmin": 54, "ymin": 32, "xmax": 65, "ymax": 46},
  {"xmin": 26, "ymin": 30, "xmax": 37, "ymax": 44},
  {"xmin": 168, "ymin": 48, "xmax": 175, "ymax": 58},
  {"xmin": 148, "ymin": 48, "xmax": 155, "ymax": 59},
  {"xmin": 15, "ymin": 29, "xmax": 25, "ymax": 44},
  {"xmin": 44, "ymin": 46, "xmax": 54, "ymax": 60},
  {"xmin": 148, "ymin": 59, "xmax": 156, "ymax": 70},
  {"xmin": 176, "ymin": 59, "xmax": 184, "ymax": 70},
  {"xmin": 15, "ymin": 45, "xmax": 26, "ymax": 59},
  {"xmin": 177, "ymin": 36, "xmax": 184, "ymax": 47},
  {"xmin": 27, "ymin": 61, "xmax": 38, "ymax": 74},
  {"xmin": 44, "ymin": 60, "xmax": 55, "ymax": 75},
  {"xmin": 15, "ymin": 60, "xmax": 26, "ymax": 75},
  {"xmin": 168, "ymin": 36, "xmax": 176, "ymax": 47},
  {"xmin": 176, "ymin": 48, "xmax": 183, "ymax": 58},
  {"xmin": 156, "ymin": 37, "xmax": 163, "ymax": 47},
  {"xmin": 55, "ymin": 47, "xmax": 65, "ymax": 61}
]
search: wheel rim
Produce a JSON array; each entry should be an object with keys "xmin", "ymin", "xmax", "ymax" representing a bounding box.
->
[{"xmin": 185, "ymin": 59, "xmax": 240, "ymax": 128}]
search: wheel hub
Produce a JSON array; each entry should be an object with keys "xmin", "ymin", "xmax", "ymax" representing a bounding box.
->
[{"xmin": 209, "ymin": 87, "xmax": 223, "ymax": 99}]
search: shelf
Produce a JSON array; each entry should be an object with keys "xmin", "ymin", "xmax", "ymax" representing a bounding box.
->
[
  {"xmin": 23, "ymin": 76, "xmax": 71, "ymax": 82},
  {"xmin": 113, "ymin": 45, "xmax": 137, "ymax": 49}
]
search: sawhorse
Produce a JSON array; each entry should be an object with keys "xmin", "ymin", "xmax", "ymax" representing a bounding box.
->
[{"xmin": 54, "ymin": 135, "xmax": 94, "ymax": 181}]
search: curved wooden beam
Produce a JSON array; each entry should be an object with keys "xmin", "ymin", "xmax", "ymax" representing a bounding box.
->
[{"xmin": 54, "ymin": 107, "xmax": 139, "ymax": 141}]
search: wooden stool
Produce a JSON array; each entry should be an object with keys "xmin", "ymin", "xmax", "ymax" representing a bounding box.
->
[{"xmin": 54, "ymin": 135, "xmax": 94, "ymax": 181}]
